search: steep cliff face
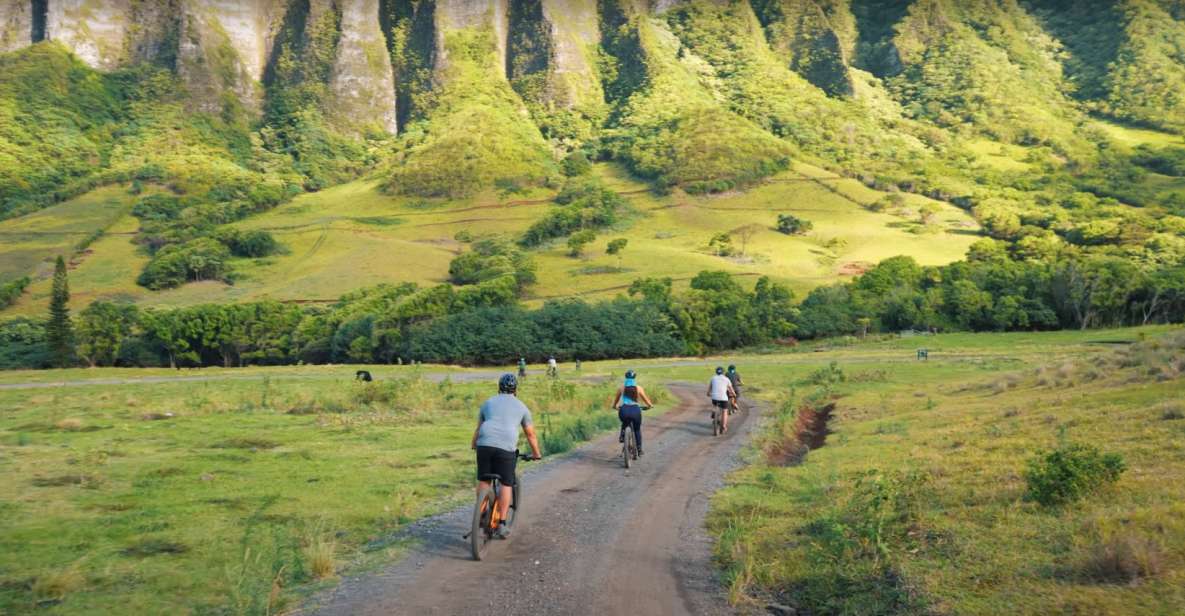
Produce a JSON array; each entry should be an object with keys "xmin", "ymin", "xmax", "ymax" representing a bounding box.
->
[
  {"xmin": 0, "ymin": 1, "xmax": 32, "ymax": 53},
  {"xmin": 752, "ymin": 0, "xmax": 857, "ymax": 96},
  {"xmin": 540, "ymin": 0, "xmax": 603, "ymax": 110},
  {"xmin": 434, "ymin": 0, "xmax": 509, "ymax": 77},
  {"xmin": 45, "ymin": 0, "xmax": 132, "ymax": 70},
  {"xmin": 177, "ymin": 0, "xmax": 286, "ymax": 115},
  {"xmin": 329, "ymin": 0, "xmax": 398, "ymax": 134}
]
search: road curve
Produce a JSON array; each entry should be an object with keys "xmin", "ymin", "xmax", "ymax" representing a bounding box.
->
[{"xmin": 303, "ymin": 384, "xmax": 758, "ymax": 616}]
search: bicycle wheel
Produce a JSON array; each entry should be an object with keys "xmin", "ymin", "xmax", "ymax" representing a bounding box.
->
[
  {"xmin": 713, "ymin": 411, "xmax": 721, "ymax": 437},
  {"xmin": 623, "ymin": 426, "xmax": 633, "ymax": 468},
  {"xmin": 470, "ymin": 486, "xmax": 496, "ymax": 561}
]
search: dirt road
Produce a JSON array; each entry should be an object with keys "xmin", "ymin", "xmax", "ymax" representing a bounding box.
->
[{"xmin": 305, "ymin": 384, "xmax": 758, "ymax": 616}]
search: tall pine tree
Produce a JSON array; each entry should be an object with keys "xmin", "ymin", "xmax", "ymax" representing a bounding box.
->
[{"xmin": 47, "ymin": 255, "xmax": 74, "ymax": 367}]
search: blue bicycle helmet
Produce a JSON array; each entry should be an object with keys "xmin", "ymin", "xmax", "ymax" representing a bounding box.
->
[
  {"xmin": 625, "ymin": 369, "xmax": 637, "ymax": 379},
  {"xmin": 499, "ymin": 373, "xmax": 518, "ymax": 394},
  {"xmin": 716, "ymin": 366, "xmax": 725, "ymax": 375}
]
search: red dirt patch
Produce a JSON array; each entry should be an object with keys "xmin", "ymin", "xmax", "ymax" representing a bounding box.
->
[
  {"xmin": 766, "ymin": 401, "xmax": 836, "ymax": 466},
  {"xmin": 837, "ymin": 261, "xmax": 873, "ymax": 276}
]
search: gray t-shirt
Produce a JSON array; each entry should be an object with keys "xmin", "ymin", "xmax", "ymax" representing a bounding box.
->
[{"xmin": 476, "ymin": 394, "xmax": 533, "ymax": 452}]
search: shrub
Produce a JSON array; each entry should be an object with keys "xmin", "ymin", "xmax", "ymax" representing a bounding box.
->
[
  {"xmin": 1077, "ymin": 532, "xmax": 1165, "ymax": 584},
  {"xmin": 0, "ymin": 276, "xmax": 31, "ymax": 309},
  {"xmin": 1024, "ymin": 443, "xmax": 1126, "ymax": 507},
  {"xmin": 776, "ymin": 214, "xmax": 813, "ymax": 235},
  {"xmin": 137, "ymin": 238, "xmax": 233, "ymax": 290}
]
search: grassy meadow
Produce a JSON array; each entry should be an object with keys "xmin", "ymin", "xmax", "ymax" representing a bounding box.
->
[
  {"xmin": 709, "ymin": 325, "xmax": 1185, "ymax": 615},
  {"xmin": 0, "ymin": 370, "xmax": 658, "ymax": 614},
  {"xmin": 0, "ymin": 161, "xmax": 978, "ymax": 316},
  {"xmin": 0, "ymin": 320, "xmax": 1182, "ymax": 614}
]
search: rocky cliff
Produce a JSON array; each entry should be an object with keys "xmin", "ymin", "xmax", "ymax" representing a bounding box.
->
[
  {"xmin": 329, "ymin": 0, "xmax": 398, "ymax": 135},
  {"xmin": 0, "ymin": 0, "xmax": 32, "ymax": 53}
]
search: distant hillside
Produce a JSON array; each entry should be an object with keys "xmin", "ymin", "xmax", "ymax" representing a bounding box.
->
[{"xmin": 1, "ymin": 0, "xmax": 1184, "ymax": 311}]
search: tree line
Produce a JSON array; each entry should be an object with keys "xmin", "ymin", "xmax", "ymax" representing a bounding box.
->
[{"xmin": 3, "ymin": 246, "xmax": 1183, "ymax": 370}]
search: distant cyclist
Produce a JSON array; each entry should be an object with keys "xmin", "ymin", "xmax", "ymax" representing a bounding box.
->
[
  {"xmin": 707, "ymin": 366, "xmax": 736, "ymax": 434},
  {"xmin": 518, "ymin": 357, "xmax": 527, "ymax": 378},
  {"xmin": 471, "ymin": 374, "xmax": 542, "ymax": 539},
  {"xmin": 612, "ymin": 370, "xmax": 654, "ymax": 456},
  {"xmin": 726, "ymin": 364, "xmax": 743, "ymax": 414},
  {"xmin": 547, "ymin": 356, "xmax": 558, "ymax": 378}
]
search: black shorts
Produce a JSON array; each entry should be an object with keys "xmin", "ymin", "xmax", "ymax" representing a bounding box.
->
[
  {"xmin": 475, "ymin": 446, "xmax": 517, "ymax": 486},
  {"xmin": 712, "ymin": 400, "xmax": 730, "ymax": 410}
]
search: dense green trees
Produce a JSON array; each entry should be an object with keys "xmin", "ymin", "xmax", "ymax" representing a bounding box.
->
[
  {"xmin": 0, "ymin": 276, "xmax": 29, "ymax": 309},
  {"xmin": 796, "ymin": 251, "xmax": 1185, "ymax": 337}
]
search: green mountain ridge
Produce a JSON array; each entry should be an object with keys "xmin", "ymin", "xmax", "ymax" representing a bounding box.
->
[{"xmin": 2, "ymin": 0, "xmax": 1185, "ymax": 311}]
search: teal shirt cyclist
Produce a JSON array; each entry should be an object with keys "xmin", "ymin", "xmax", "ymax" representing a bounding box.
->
[{"xmin": 612, "ymin": 370, "xmax": 654, "ymax": 455}]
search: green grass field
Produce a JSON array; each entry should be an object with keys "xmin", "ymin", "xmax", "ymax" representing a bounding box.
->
[
  {"xmin": 709, "ymin": 325, "xmax": 1185, "ymax": 615},
  {"xmin": 2, "ymin": 326, "xmax": 1181, "ymax": 614},
  {"xmin": 0, "ymin": 187, "xmax": 132, "ymax": 282},
  {"xmin": 0, "ymin": 162, "xmax": 978, "ymax": 315},
  {"xmin": 0, "ymin": 370, "xmax": 658, "ymax": 614}
]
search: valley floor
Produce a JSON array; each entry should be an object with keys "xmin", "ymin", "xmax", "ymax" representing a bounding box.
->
[{"xmin": 0, "ymin": 326, "xmax": 1181, "ymax": 614}]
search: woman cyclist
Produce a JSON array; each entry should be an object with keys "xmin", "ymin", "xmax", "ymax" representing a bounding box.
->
[{"xmin": 612, "ymin": 370, "xmax": 654, "ymax": 456}]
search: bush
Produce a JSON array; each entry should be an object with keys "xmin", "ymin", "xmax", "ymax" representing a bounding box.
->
[
  {"xmin": 0, "ymin": 276, "xmax": 31, "ymax": 309},
  {"xmin": 1024, "ymin": 443, "xmax": 1126, "ymax": 507},
  {"xmin": 137, "ymin": 238, "xmax": 233, "ymax": 290},
  {"xmin": 776, "ymin": 214, "xmax": 813, "ymax": 235}
]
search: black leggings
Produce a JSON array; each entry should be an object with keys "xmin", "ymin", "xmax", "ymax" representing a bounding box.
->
[{"xmin": 619, "ymin": 405, "xmax": 643, "ymax": 450}]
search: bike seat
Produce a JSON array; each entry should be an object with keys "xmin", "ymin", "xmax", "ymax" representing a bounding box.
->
[{"xmin": 479, "ymin": 474, "xmax": 503, "ymax": 482}]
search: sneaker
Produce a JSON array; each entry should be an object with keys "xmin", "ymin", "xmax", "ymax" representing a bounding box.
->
[
  {"xmin": 619, "ymin": 431, "xmax": 625, "ymax": 443},
  {"xmin": 637, "ymin": 449, "xmax": 644, "ymax": 457},
  {"xmin": 495, "ymin": 522, "xmax": 511, "ymax": 539}
]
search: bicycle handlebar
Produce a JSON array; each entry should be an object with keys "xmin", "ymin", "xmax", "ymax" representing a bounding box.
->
[{"xmin": 515, "ymin": 450, "xmax": 541, "ymax": 461}]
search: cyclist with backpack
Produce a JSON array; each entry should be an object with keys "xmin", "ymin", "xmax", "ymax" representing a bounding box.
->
[
  {"xmin": 612, "ymin": 370, "xmax": 654, "ymax": 456},
  {"xmin": 726, "ymin": 364, "xmax": 743, "ymax": 414}
]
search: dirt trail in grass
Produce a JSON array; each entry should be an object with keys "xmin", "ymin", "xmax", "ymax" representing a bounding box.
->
[{"xmin": 303, "ymin": 384, "xmax": 758, "ymax": 616}]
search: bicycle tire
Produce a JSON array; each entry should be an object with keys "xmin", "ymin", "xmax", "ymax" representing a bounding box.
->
[
  {"xmin": 470, "ymin": 486, "xmax": 496, "ymax": 561},
  {"xmin": 623, "ymin": 426, "xmax": 633, "ymax": 468},
  {"xmin": 713, "ymin": 412, "xmax": 721, "ymax": 437}
]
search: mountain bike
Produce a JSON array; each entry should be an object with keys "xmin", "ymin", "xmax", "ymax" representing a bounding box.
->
[
  {"xmin": 712, "ymin": 401, "xmax": 728, "ymax": 436},
  {"xmin": 466, "ymin": 451, "xmax": 536, "ymax": 561},
  {"xmin": 620, "ymin": 406, "xmax": 650, "ymax": 468},
  {"xmin": 622, "ymin": 424, "xmax": 636, "ymax": 468}
]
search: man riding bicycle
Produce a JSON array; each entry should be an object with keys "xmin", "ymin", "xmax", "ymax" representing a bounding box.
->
[
  {"xmin": 471, "ymin": 374, "xmax": 542, "ymax": 539},
  {"xmin": 708, "ymin": 366, "xmax": 736, "ymax": 434},
  {"xmin": 517, "ymin": 357, "xmax": 527, "ymax": 378},
  {"xmin": 612, "ymin": 370, "xmax": 654, "ymax": 456},
  {"xmin": 547, "ymin": 356, "xmax": 558, "ymax": 378},
  {"xmin": 726, "ymin": 364, "xmax": 743, "ymax": 413}
]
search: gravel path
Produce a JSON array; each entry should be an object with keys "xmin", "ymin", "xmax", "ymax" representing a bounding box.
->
[{"xmin": 302, "ymin": 383, "xmax": 761, "ymax": 616}]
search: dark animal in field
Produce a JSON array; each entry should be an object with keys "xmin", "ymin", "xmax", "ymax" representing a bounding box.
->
[{"xmin": 355, "ymin": 370, "xmax": 373, "ymax": 382}]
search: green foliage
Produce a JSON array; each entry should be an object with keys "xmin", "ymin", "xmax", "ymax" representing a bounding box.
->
[
  {"xmin": 1031, "ymin": 1, "xmax": 1185, "ymax": 132},
  {"xmin": 567, "ymin": 230, "xmax": 596, "ymax": 257},
  {"xmin": 0, "ymin": 317, "xmax": 48, "ymax": 369},
  {"xmin": 1025, "ymin": 443, "xmax": 1127, "ymax": 507},
  {"xmin": 520, "ymin": 177, "xmax": 627, "ymax": 247},
  {"xmin": 0, "ymin": 276, "xmax": 30, "ymax": 309},
  {"xmin": 776, "ymin": 214, "xmax": 813, "ymax": 235},
  {"xmin": 76, "ymin": 301, "xmax": 138, "ymax": 367},
  {"xmin": 600, "ymin": 8, "xmax": 792, "ymax": 192},
  {"xmin": 137, "ymin": 238, "xmax": 233, "ymax": 290},
  {"xmin": 793, "ymin": 471, "xmax": 930, "ymax": 613},
  {"xmin": 46, "ymin": 256, "xmax": 73, "ymax": 367},
  {"xmin": 447, "ymin": 239, "xmax": 536, "ymax": 292},
  {"xmin": 214, "ymin": 228, "xmax": 282, "ymax": 258},
  {"xmin": 606, "ymin": 238, "xmax": 628, "ymax": 256},
  {"xmin": 385, "ymin": 28, "xmax": 556, "ymax": 198},
  {"xmin": 262, "ymin": 0, "xmax": 372, "ymax": 189}
]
